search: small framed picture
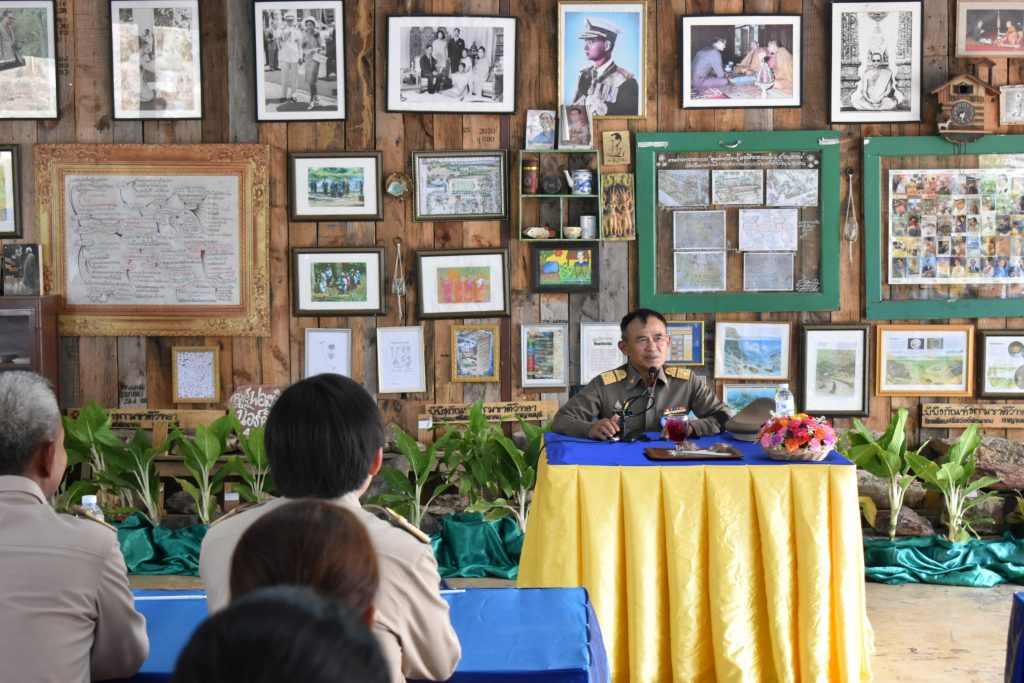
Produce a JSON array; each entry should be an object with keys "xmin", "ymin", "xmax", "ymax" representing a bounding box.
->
[
  {"xmin": 110, "ymin": 1, "xmax": 202, "ymax": 119},
  {"xmin": 171, "ymin": 345, "xmax": 220, "ymax": 403},
  {"xmin": 666, "ymin": 320, "xmax": 704, "ymax": 366},
  {"xmin": 2, "ymin": 243, "xmax": 40, "ymax": 295},
  {"xmin": 291, "ymin": 247, "xmax": 385, "ymax": 316},
  {"xmin": 451, "ymin": 324, "xmax": 500, "ymax": 383},
  {"xmin": 289, "ymin": 152, "xmax": 383, "ymax": 221},
  {"xmin": 673, "ymin": 210, "xmax": 726, "ymax": 250},
  {"xmin": 876, "ymin": 324, "xmax": 974, "ymax": 397},
  {"xmin": 714, "ymin": 321, "xmax": 791, "ymax": 381},
  {"xmin": 579, "ymin": 322, "xmax": 625, "ymax": 384},
  {"xmin": 0, "ymin": 1, "xmax": 57, "ymax": 119},
  {"xmin": 601, "ymin": 172, "xmax": 635, "ymax": 240},
  {"xmin": 680, "ymin": 14, "xmax": 802, "ymax": 109},
  {"xmin": 254, "ymin": 2, "xmax": 346, "ymax": 121},
  {"xmin": 304, "ymin": 327, "xmax": 351, "ymax": 378},
  {"xmin": 829, "ymin": 1, "xmax": 923, "ymax": 124},
  {"xmin": 377, "ymin": 326, "xmax": 426, "ymax": 394},
  {"xmin": 978, "ymin": 329, "xmax": 1024, "ymax": 398},
  {"xmin": 531, "ymin": 242, "xmax": 599, "ymax": 293},
  {"xmin": 955, "ymin": 1, "xmax": 1024, "ymax": 57},
  {"xmin": 416, "ymin": 248, "xmax": 510, "ymax": 319},
  {"xmin": 673, "ymin": 251, "xmax": 726, "ymax": 292},
  {"xmin": 602, "ymin": 130, "xmax": 631, "ymax": 165},
  {"xmin": 743, "ymin": 252, "xmax": 794, "ymax": 292},
  {"xmin": 800, "ymin": 324, "xmax": 870, "ymax": 416},
  {"xmin": 526, "ymin": 109, "xmax": 557, "ymax": 150},
  {"xmin": 521, "ymin": 322, "xmax": 569, "ymax": 388},
  {"xmin": 0, "ymin": 145, "xmax": 20, "ymax": 238},
  {"xmin": 1000, "ymin": 84, "xmax": 1024, "ymax": 125},
  {"xmin": 411, "ymin": 150, "xmax": 508, "ymax": 222},
  {"xmin": 722, "ymin": 383, "xmax": 779, "ymax": 413},
  {"xmin": 385, "ymin": 15, "xmax": 518, "ymax": 114},
  {"xmin": 558, "ymin": 104, "xmax": 593, "ymax": 149}
]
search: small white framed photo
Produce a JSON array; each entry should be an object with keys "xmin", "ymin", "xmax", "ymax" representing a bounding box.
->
[
  {"xmin": 743, "ymin": 252, "xmax": 794, "ymax": 292},
  {"xmin": 1001, "ymin": 84, "xmax": 1024, "ymax": 125},
  {"xmin": 714, "ymin": 321, "xmax": 791, "ymax": 381},
  {"xmin": 579, "ymin": 322, "xmax": 625, "ymax": 384},
  {"xmin": 525, "ymin": 109, "xmax": 557, "ymax": 150},
  {"xmin": 171, "ymin": 345, "xmax": 220, "ymax": 403},
  {"xmin": 559, "ymin": 104, "xmax": 593, "ymax": 150},
  {"xmin": 377, "ymin": 326, "xmax": 426, "ymax": 394},
  {"xmin": 672, "ymin": 210, "xmax": 726, "ymax": 250},
  {"xmin": 673, "ymin": 251, "xmax": 726, "ymax": 292},
  {"xmin": 304, "ymin": 328, "xmax": 351, "ymax": 378},
  {"xmin": 521, "ymin": 322, "xmax": 569, "ymax": 388}
]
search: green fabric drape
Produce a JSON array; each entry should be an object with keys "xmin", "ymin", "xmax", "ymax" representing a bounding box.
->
[
  {"xmin": 431, "ymin": 512, "xmax": 523, "ymax": 579},
  {"xmin": 116, "ymin": 513, "xmax": 208, "ymax": 576},
  {"xmin": 864, "ymin": 533, "xmax": 1024, "ymax": 587}
]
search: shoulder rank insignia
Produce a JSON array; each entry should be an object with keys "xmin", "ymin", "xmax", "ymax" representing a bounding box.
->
[
  {"xmin": 364, "ymin": 505, "xmax": 430, "ymax": 544},
  {"xmin": 600, "ymin": 368, "xmax": 628, "ymax": 385},
  {"xmin": 69, "ymin": 505, "xmax": 118, "ymax": 532},
  {"xmin": 665, "ymin": 366, "xmax": 692, "ymax": 380}
]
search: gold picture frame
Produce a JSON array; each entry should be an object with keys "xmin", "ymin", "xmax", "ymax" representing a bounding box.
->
[
  {"xmin": 171, "ymin": 345, "xmax": 221, "ymax": 404},
  {"xmin": 36, "ymin": 144, "xmax": 270, "ymax": 336},
  {"xmin": 875, "ymin": 323, "xmax": 975, "ymax": 397},
  {"xmin": 451, "ymin": 324, "xmax": 500, "ymax": 383}
]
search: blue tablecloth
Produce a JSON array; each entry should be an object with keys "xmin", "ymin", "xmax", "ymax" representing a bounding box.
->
[
  {"xmin": 1007, "ymin": 592, "xmax": 1024, "ymax": 682},
  {"xmin": 125, "ymin": 587, "xmax": 609, "ymax": 683}
]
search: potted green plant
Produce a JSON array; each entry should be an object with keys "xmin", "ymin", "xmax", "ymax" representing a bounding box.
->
[
  {"xmin": 169, "ymin": 415, "xmax": 234, "ymax": 525},
  {"xmin": 464, "ymin": 418, "xmax": 548, "ymax": 532},
  {"xmin": 223, "ymin": 416, "xmax": 274, "ymax": 504},
  {"xmin": 368, "ymin": 427, "xmax": 455, "ymax": 529}
]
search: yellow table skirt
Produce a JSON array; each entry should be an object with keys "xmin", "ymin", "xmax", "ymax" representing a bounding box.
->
[{"xmin": 517, "ymin": 456, "xmax": 874, "ymax": 683}]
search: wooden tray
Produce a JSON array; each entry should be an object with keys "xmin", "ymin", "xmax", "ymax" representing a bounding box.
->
[{"xmin": 644, "ymin": 447, "xmax": 744, "ymax": 461}]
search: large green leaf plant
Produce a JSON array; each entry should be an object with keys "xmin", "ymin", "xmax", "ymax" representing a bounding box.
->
[
  {"xmin": 169, "ymin": 415, "xmax": 234, "ymax": 524},
  {"xmin": 223, "ymin": 416, "xmax": 274, "ymax": 504},
  {"xmin": 368, "ymin": 427, "xmax": 455, "ymax": 529}
]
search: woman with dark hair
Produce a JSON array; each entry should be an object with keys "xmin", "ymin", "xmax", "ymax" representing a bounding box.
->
[{"xmin": 301, "ymin": 17, "xmax": 324, "ymax": 109}]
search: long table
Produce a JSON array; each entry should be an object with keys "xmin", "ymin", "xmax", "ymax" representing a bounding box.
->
[
  {"xmin": 124, "ymin": 587, "xmax": 609, "ymax": 683},
  {"xmin": 517, "ymin": 432, "xmax": 874, "ymax": 682}
]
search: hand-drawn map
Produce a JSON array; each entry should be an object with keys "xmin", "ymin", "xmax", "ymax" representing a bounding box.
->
[{"xmin": 738, "ymin": 208, "xmax": 799, "ymax": 252}]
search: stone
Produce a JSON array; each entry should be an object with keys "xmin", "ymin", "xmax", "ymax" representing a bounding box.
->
[
  {"xmin": 165, "ymin": 490, "xmax": 196, "ymax": 514},
  {"xmin": 873, "ymin": 506, "xmax": 935, "ymax": 537},
  {"xmin": 960, "ymin": 495, "xmax": 1006, "ymax": 536},
  {"xmin": 927, "ymin": 436, "xmax": 1024, "ymax": 491},
  {"xmin": 857, "ymin": 469, "xmax": 926, "ymax": 509}
]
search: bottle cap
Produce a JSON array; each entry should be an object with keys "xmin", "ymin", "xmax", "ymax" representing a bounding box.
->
[
  {"xmin": 82, "ymin": 494, "xmax": 98, "ymax": 506},
  {"xmin": 779, "ymin": 383, "xmax": 790, "ymax": 390}
]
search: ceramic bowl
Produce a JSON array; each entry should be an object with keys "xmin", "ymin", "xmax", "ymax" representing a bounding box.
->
[{"xmin": 563, "ymin": 226, "xmax": 583, "ymax": 239}]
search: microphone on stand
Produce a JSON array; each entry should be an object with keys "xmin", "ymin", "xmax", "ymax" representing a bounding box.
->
[{"xmin": 646, "ymin": 366, "xmax": 657, "ymax": 397}]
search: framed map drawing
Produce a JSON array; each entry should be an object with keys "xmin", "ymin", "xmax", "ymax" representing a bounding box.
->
[
  {"xmin": 876, "ymin": 323, "xmax": 973, "ymax": 396},
  {"xmin": 738, "ymin": 208, "xmax": 798, "ymax": 251},
  {"xmin": 800, "ymin": 324, "xmax": 869, "ymax": 416},
  {"xmin": 673, "ymin": 251, "xmax": 726, "ymax": 292},
  {"xmin": 714, "ymin": 321, "xmax": 791, "ymax": 380},
  {"xmin": 0, "ymin": 1, "xmax": 57, "ymax": 119},
  {"xmin": 711, "ymin": 169, "xmax": 763, "ymax": 205},
  {"xmin": 766, "ymin": 168, "xmax": 818, "ymax": 206},
  {"xmin": 979, "ymin": 329, "xmax": 1024, "ymax": 398},
  {"xmin": 743, "ymin": 252, "xmax": 794, "ymax": 291},
  {"xmin": 36, "ymin": 144, "xmax": 270, "ymax": 336},
  {"xmin": 412, "ymin": 150, "xmax": 508, "ymax": 221},
  {"xmin": 452, "ymin": 323, "xmax": 499, "ymax": 383},
  {"xmin": 658, "ymin": 169, "xmax": 709, "ymax": 207},
  {"xmin": 673, "ymin": 210, "xmax": 725, "ymax": 250},
  {"xmin": 171, "ymin": 345, "xmax": 220, "ymax": 403}
]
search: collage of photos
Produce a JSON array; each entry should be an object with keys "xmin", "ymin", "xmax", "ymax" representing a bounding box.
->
[{"xmin": 888, "ymin": 168, "xmax": 1024, "ymax": 285}]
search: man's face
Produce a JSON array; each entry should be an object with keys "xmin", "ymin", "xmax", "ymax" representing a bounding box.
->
[
  {"xmin": 618, "ymin": 317, "xmax": 671, "ymax": 372},
  {"xmin": 584, "ymin": 37, "xmax": 610, "ymax": 61},
  {"xmin": 1, "ymin": 14, "xmax": 12, "ymax": 27},
  {"xmin": 714, "ymin": 39, "xmax": 726, "ymax": 52},
  {"xmin": 768, "ymin": 41, "xmax": 779, "ymax": 55}
]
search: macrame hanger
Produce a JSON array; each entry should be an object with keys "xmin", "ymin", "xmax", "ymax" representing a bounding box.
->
[
  {"xmin": 391, "ymin": 237, "xmax": 406, "ymax": 321},
  {"xmin": 843, "ymin": 168, "xmax": 859, "ymax": 265}
]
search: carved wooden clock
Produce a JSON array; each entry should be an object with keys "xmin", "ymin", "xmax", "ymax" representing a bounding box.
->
[{"xmin": 932, "ymin": 69, "xmax": 999, "ymax": 144}]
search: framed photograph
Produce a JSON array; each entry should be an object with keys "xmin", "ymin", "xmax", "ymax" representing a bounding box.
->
[
  {"xmin": 385, "ymin": 14, "xmax": 517, "ymax": 114},
  {"xmin": 451, "ymin": 324, "xmax": 500, "ymax": 383},
  {"xmin": 254, "ymin": 2, "xmax": 345, "ymax": 121},
  {"xmin": 743, "ymin": 252, "xmax": 794, "ymax": 292},
  {"xmin": 579, "ymin": 322, "xmax": 625, "ymax": 384},
  {"xmin": 411, "ymin": 150, "xmax": 507, "ymax": 222},
  {"xmin": 377, "ymin": 326, "xmax": 426, "ymax": 394},
  {"xmin": 602, "ymin": 130, "xmax": 631, "ymax": 165},
  {"xmin": 0, "ymin": 145, "xmax": 20, "ymax": 238},
  {"xmin": 526, "ymin": 109, "xmax": 557, "ymax": 150},
  {"xmin": 0, "ymin": 1, "xmax": 57, "ymax": 119},
  {"xmin": 956, "ymin": 1, "xmax": 1024, "ymax": 57},
  {"xmin": 672, "ymin": 210, "xmax": 725, "ymax": 250},
  {"xmin": 800, "ymin": 324, "xmax": 870, "ymax": 416},
  {"xmin": 557, "ymin": 1, "xmax": 645, "ymax": 117},
  {"xmin": 666, "ymin": 320, "xmax": 704, "ymax": 366},
  {"xmin": 601, "ymin": 172, "xmax": 635, "ymax": 240},
  {"xmin": 714, "ymin": 321, "xmax": 791, "ymax": 381},
  {"xmin": 1001, "ymin": 84, "xmax": 1024, "ymax": 125},
  {"xmin": 2, "ymin": 243, "xmax": 40, "ymax": 295},
  {"xmin": 531, "ymin": 242, "xmax": 598, "ymax": 293},
  {"xmin": 291, "ymin": 247, "xmax": 385, "ymax": 316},
  {"xmin": 304, "ymin": 327, "xmax": 351, "ymax": 378},
  {"xmin": 829, "ymin": 2, "xmax": 922, "ymax": 124},
  {"xmin": 722, "ymin": 383, "xmax": 779, "ymax": 413},
  {"xmin": 521, "ymin": 322, "xmax": 569, "ymax": 388},
  {"xmin": 289, "ymin": 152, "xmax": 383, "ymax": 221},
  {"xmin": 979, "ymin": 329, "xmax": 1024, "ymax": 398},
  {"xmin": 673, "ymin": 251, "xmax": 726, "ymax": 292},
  {"xmin": 559, "ymin": 104, "xmax": 593, "ymax": 150},
  {"xmin": 876, "ymin": 324, "xmax": 974, "ymax": 397},
  {"xmin": 110, "ymin": 1, "xmax": 202, "ymax": 119},
  {"xmin": 171, "ymin": 345, "xmax": 220, "ymax": 403},
  {"xmin": 416, "ymin": 248, "xmax": 510, "ymax": 319},
  {"xmin": 680, "ymin": 14, "xmax": 801, "ymax": 109}
]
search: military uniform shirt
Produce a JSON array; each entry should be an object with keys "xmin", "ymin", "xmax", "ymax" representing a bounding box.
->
[{"xmin": 572, "ymin": 60, "xmax": 639, "ymax": 116}]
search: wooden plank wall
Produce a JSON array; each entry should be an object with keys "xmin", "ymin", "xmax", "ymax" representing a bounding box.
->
[{"xmin": 2, "ymin": 0, "xmax": 1019, "ymax": 443}]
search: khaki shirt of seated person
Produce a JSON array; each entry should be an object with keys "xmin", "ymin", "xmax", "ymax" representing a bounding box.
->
[
  {"xmin": 200, "ymin": 494, "xmax": 461, "ymax": 683},
  {"xmin": 551, "ymin": 363, "xmax": 733, "ymax": 439}
]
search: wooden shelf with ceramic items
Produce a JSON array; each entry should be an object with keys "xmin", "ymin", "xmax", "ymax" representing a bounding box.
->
[{"xmin": 516, "ymin": 149, "xmax": 602, "ymax": 242}]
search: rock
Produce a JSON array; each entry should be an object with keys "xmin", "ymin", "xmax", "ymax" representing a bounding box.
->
[
  {"xmin": 165, "ymin": 490, "xmax": 195, "ymax": 514},
  {"xmin": 422, "ymin": 493, "xmax": 470, "ymax": 535},
  {"xmin": 856, "ymin": 469, "xmax": 926, "ymax": 509},
  {"xmin": 873, "ymin": 506, "xmax": 935, "ymax": 537},
  {"xmin": 926, "ymin": 436, "xmax": 1023, "ymax": 491},
  {"xmin": 961, "ymin": 495, "xmax": 1006, "ymax": 536}
]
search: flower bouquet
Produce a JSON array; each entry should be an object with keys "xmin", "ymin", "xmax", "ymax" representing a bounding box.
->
[{"xmin": 757, "ymin": 413, "xmax": 837, "ymax": 462}]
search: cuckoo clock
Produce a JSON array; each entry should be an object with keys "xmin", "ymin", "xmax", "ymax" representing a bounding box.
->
[{"xmin": 933, "ymin": 61, "xmax": 999, "ymax": 143}]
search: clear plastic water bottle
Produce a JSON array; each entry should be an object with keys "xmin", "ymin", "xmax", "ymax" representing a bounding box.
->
[
  {"xmin": 80, "ymin": 494, "xmax": 105, "ymax": 522},
  {"xmin": 775, "ymin": 384, "xmax": 795, "ymax": 417}
]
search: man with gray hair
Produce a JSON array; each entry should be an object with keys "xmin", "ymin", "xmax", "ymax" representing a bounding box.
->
[{"xmin": 0, "ymin": 372, "xmax": 148, "ymax": 682}]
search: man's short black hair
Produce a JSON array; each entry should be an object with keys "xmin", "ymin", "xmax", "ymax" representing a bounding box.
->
[
  {"xmin": 619, "ymin": 308, "xmax": 668, "ymax": 338},
  {"xmin": 264, "ymin": 374, "xmax": 385, "ymax": 498}
]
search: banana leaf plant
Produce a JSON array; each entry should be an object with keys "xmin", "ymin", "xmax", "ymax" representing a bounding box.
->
[
  {"xmin": 224, "ymin": 416, "xmax": 274, "ymax": 504},
  {"xmin": 61, "ymin": 401, "xmax": 134, "ymax": 512},
  {"xmin": 169, "ymin": 415, "xmax": 234, "ymax": 525},
  {"xmin": 368, "ymin": 427, "xmax": 455, "ymax": 529},
  {"xmin": 441, "ymin": 400, "xmax": 504, "ymax": 506},
  {"xmin": 102, "ymin": 428, "xmax": 169, "ymax": 527}
]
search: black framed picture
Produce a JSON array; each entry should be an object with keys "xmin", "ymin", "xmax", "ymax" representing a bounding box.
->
[
  {"xmin": 289, "ymin": 151, "xmax": 383, "ymax": 221},
  {"xmin": 291, "ymin": 247, "xmax": 386, "ymax": 316},
  {"xmin": 800, "ymin": 324, "xmax": 870, "ymax": 417},
  {"xmin": 530, "ymin": 242, "xmax": 599, "ymax": 293},
  {"xmin": 415, "ymin": 248, "xmax": 510, "ymax": 319},
  {"xmin": 411, "ymin": 150, "xmax": 508, "ymax": 221},
  {"xmin": 0, "ymin": 145, "xmax": 20, "ymax": 238},
  {"xmin": 0, "ymin": 1, "xmax": 58, "ymax": 119}
]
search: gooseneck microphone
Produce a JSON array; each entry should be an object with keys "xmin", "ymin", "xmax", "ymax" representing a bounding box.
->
[{"xmin": 618, "ymin": 366, "xmax": 659, "ymax": 442}]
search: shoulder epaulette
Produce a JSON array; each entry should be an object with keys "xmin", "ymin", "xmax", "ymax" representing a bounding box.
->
[
  {"xmin": 665, "ymin": 366, "xmax": 692, "ymax": 380},
  {"xmin": 208, "ymin": 500, "xmax": 267, "ymax": 527},
  {"xmin": 69, "ymin": 505, "xmax": 117, "ymax": 532},
  {"xmin": 364, "ymin": 505, "xmax": 430, "ymax": 544},
  {"xmin": 600, "ymin": 368, "xmax": 628, "ymax": 385}
]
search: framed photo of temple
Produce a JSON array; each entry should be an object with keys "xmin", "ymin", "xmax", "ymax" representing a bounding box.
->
[
  {"xmin": 291, "ymin": 247, "xmax": 385, "ymax": 316},
  {"xmin": 415, "ymin": 248, "xmax": 510, "ymax": 319},
  {"xmin": 451, "ymin": 324, "xmax": 500, "ymax": 383},
  {"xmin": 171, "ymin": 345, "xmax": 220, "ymax": 403},
  {"xmin": 0, "ymin": 1, "xmax": 57, "ymax": 119},
  {"xmin": 829, "ymin": 1, "xmax": 923, "ymax": 124},
  {"xmin": 800, "ymin": 324, "xmax": 870, "ymax": 416},
  {"xmin": 955, "ymin": 1, "xmax": 1024, "ymax": 58},
  {"xmin": 289, "ymin": 152, "xmax": 383, "ymax": 221},
  {"xmin": 0, "ymin": 145, "xmax": 20, "ymax": 238},
  {"xmin": 876, "ymin": 324, "xmax": 974, "ymax": 397},
  {"xmin": 411, "ymin": 150, "xmax": 508, "ymax": 221},
  {"xmin": 110, "ymin": 0, "xmax": 203, "ymax": 119},
  {"xmin": 978, "ymin": 329, "xmax": 1024, "ymax": 398},
  {"xmin": 679, "ymin": 14, "xmax": 802, "ymax": 109}
]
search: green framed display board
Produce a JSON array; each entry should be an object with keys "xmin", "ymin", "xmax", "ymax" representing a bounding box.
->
[
  {"xmin": 635, "ymin": 131, "xmax": 840, "ymax": 313},
  {"xmin": 864, "ymin": 135, "xmax": 1024, "ymax": 320}
]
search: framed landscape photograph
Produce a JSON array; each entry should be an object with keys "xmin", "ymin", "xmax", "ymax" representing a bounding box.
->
[
  {"xmin": 955, "ymin": 1, "xmax": 1024, "ymax": 57},
  {"xmin": 385, "ymin": 14, "xmax": 517, "ymax": 114},
  {"xmin": 531, "ymin": 242, "xmax": 598, "ymax": 293},
  {"xmin": 722, "ymin": 383, "xmax": 779, "ymax": 413},
  {"xmin": 451, "ymin": 324, "xmax": 500, "ymax": 383},
  {"xmin": 110, "ymin": 0, "xmax": 202, "ymax": 119},
  {"xmin": 289, "ymin": 152, "xmax": 383, "ymax": 221},
  {"xmin": 171, "ymin": 345, "xmax": 220, "ymax": 403},
  {"xmin": 978, "ymin": 329, "xmax": 1024, "ymax": 398},
  {"xmin": 254, "ymin": 1, "xmax": 345, "ymax": 121},
  {"xmin": 800, "ymin": 324, "xmax": 869, "ymax": 416},
  {"xmin": 579, "ymin": 322, "xmax": 625, "ymax": 384},
  {"xmin": 291, "ymin": 247, "xmax": 385, "ymax": 316},
  {"xmin": 0, "ymin": 145, "xmax": 19, "ymax": 238},
  {"xmin": 714, "ymin": 321, "xmax": 791, "ymax": 380},
  {"xmin": 521, "ymin": 322, "xmax": 569, "ymax": 388},
  {"xmin": 304, "ymin": 327, "xmax": 351, "ymax": 378},
  {"xmin": 557, "ymin": 1, "xmax": 646, "ymax": 118},
  {"xmin": 829, "ymin": 1, "xmax": 922, "ymax": 124},
  {"xmin": 416, "ymin": 248, "xmax": 510, "ymax": 319},
  {"xmin": 680, "ymin": 14, "xmax": 802, "ymax": 109},
  {"xmin": 412, "ymin": 150, "xmax": 507, "ymax": 221},
  {"xmin": 876, "ymin": 324, "xmax": 974, "ymax": 397},
  {"xmin": 666, "ymin": 320, "xmax": 704, "ymax": 366},
  {"xmin": 377, "ymin": 326, "xmax": 426, "ymax": 394},
  {"xmin": 0, "ymin": 1, "xmax": 57, "ymax": 119}
]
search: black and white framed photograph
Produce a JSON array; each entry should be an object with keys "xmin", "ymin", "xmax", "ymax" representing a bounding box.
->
[
  {"xmin": 291, "ymin": 247, "xmax": 385, "ymax": 316},
  {"xmin": 955, "ymin": 1, "xmax": 1024, "ymax": 58},
  {"xmin": 110, "ymin": 1, "xmax": 202, "ymax": 119},
  {"xmin": 0, "ymin": 1, "xmax": 57, "ymax": 119},
  {"xmin": 680, "ymin": 14, "xmax": 802, "ymax": 109},
  {"xmin": 412, "ymin": 150, "xmax": 508, "ymax": 221},
  {"xmin": 829, "ymin": 1, "xmax": 922, "ymax": 124},
  {"xmin": 1001, "ymin": 84, "xmax": 1024, "ymax": 125},
  {"xmin": 304, "ymin": 327, "xmax": 351, "ymax": 378},
  {"xmin": 386, "ymin": 14, "xmax": 517, "ymax": 114},
  {"xmin": 579, "ymin": 322, "xmax": 625, "ymax": 384},
  {"xmin": 0, "ymin": 145, "xmax": 19, "ymax": 238},
  {"xmin": 521, "ymin": 322, "xmax": 569, "ymax": 388},
  {"xmin": 377, "ymin": 326, "xmax": 426, "ymax": 394},
  {"xmin": 254, "ymin": 1, "xmax": 345, "ymax": 121},
  {"xmin": 171, "ymin": 345, "xmax": 220, "ymax": 403},
  {"xmin": 289, "ymin": 152, "xmax": 383, "ymax": 221},
  {"xmin": 979, "ymin": 329, "xmax": 1024, "ymax": 398},
  {"xmin": 801, "ymin": 324, "xmax": 870, "ymax": 416}
]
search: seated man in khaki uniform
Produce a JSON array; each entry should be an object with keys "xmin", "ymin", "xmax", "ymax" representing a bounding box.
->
[
  {"xmin": 553, "ymin": 309, "xmax": 733, "ymax": 440},
  {"xmin": 0, "ymin": 372, "xmax": 148, "ymax": 683},
  {"xmin": 200, "ymin": 374, "xmax": 460, "ymax": 683}
]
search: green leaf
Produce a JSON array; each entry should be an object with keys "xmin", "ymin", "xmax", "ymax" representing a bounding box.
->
[{"xmin": 378, "ymin": 466, "xmax": 415, "ymax": 497}]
